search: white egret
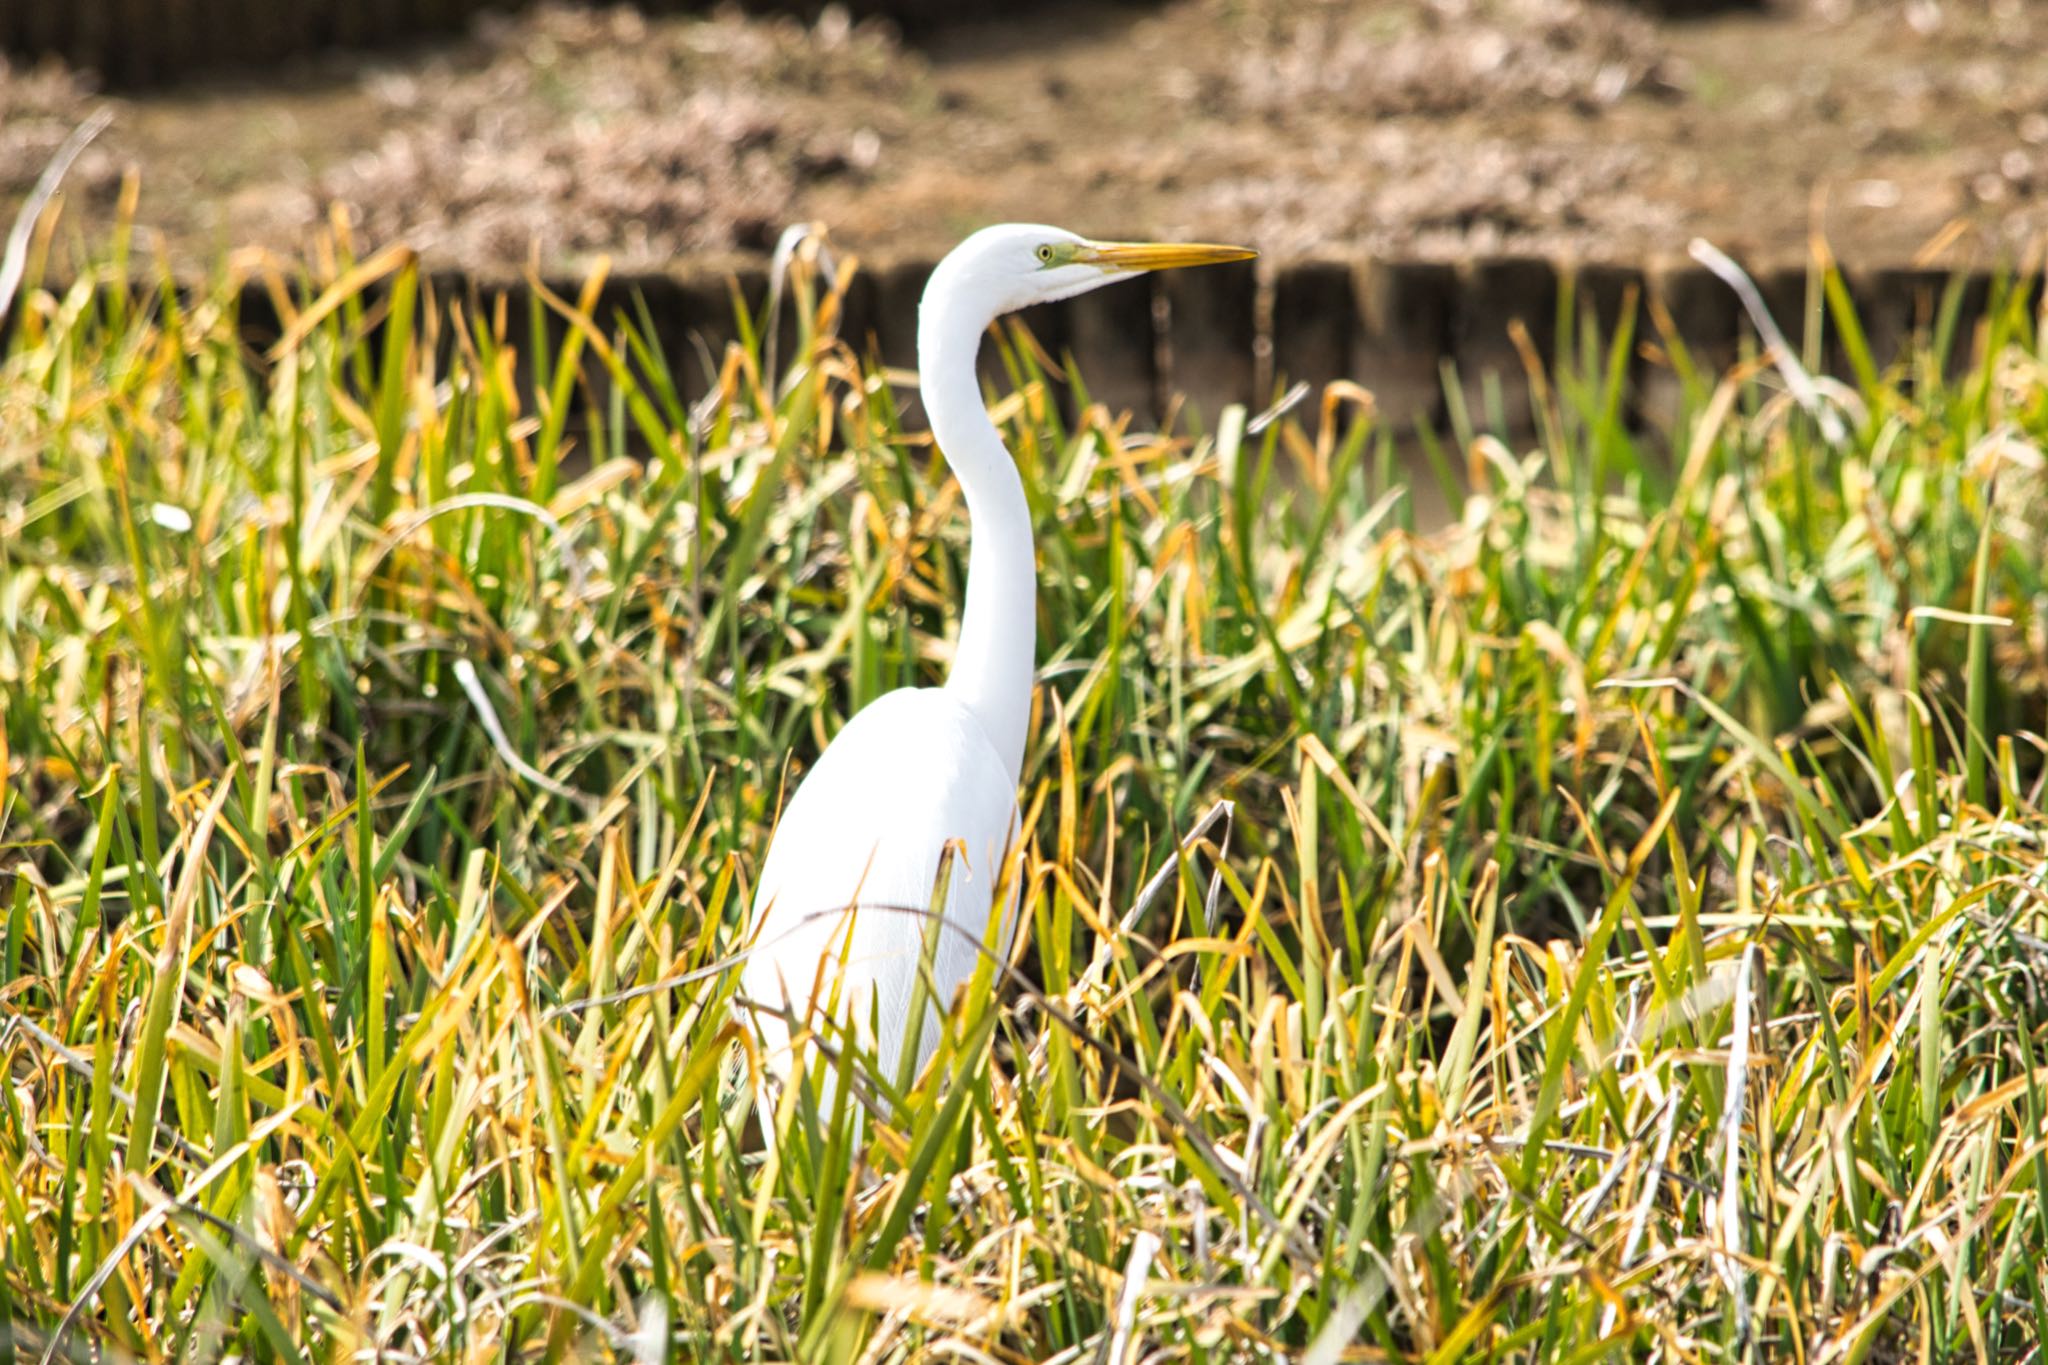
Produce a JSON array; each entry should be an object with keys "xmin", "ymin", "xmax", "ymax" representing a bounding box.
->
[{"xmin": 741, "ymin": 224, "xmax": 1255, "ymax": 1100}]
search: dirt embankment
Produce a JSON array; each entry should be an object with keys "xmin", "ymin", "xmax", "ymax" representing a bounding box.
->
[{"xmin": 4, "ymin": 0, "xmax": 2047, "ymax": 275}]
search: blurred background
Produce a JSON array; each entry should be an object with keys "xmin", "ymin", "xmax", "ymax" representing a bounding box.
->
[{"xmin": 4, "ymin": 0, "xmax": 2044, "ymax": 279}]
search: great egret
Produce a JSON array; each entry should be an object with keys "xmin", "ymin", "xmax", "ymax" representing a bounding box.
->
[{"xmin": 740, "ymin": 224, "xmax": 1256, "ymax": 1102}]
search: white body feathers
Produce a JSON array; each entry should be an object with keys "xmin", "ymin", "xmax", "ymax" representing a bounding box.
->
[
  {"xmin": 737, "ymin": 224, "xmax": 1252, "ymax": 1099},
  {"xmin": 741, "ymin": 689, "xmax": 1022, "ymax": 1084}
]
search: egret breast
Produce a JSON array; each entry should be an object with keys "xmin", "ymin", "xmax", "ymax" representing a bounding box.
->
[{"xmin": 741, "ymin": 687, "xmax": 1022, "ymax": 1091}]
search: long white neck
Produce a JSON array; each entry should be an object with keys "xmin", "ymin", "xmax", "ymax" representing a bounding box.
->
[{"xmin": 918, "ymin": 282, "xmax": 1034, "ymax": 785}]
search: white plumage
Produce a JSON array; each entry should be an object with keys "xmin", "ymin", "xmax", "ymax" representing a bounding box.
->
[
  {"xmin": 742, "ymin": 688, "xmax": 1023, "ymax": 1084},
  {"xmin": 739, "ymin": 224, "xmax": 1255, "ymax": 1099}
]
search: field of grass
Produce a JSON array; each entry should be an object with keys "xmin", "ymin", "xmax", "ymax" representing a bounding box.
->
[{"xmin": 2, "ymin": 217, "xmax": 2047, "ymax": 1364}]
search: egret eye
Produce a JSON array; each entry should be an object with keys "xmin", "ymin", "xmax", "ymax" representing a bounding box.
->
[{"xmin": 1035, "ymin": 244, "xmax": 1056, "ymax": 265}]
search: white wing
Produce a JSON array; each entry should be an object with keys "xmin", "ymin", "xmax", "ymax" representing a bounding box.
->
[{"xmin": 741, "ymin": 687, "xmax": 1022, "ymax": 1087}]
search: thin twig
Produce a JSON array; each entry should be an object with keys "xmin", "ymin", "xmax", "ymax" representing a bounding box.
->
[
  {"xmin": 1097, "ymin": 1229, "xmax": 1159, "ymax": 1365},
  {"xmin": 369, "ymin": 493, "xmax": 591, "ymax": 601},
  {"xmin": 0, "ymin": 1010, "xmax": 210, "ymax": 1167},
  {"xmin": 1688, "ymin": 237, "xmax": 1846, "ymax": 445},
  {"xmin": 157, "ymin": 1196, "xmax": 346, "ymax": 1313},
  {"xmin": 1125, "ymin": 799, "xmax": 1234, "ymax": 934},
  {"xmin": 41, "ymin": 1103, "xmax": 311, "ymax": 1365},
  {"xmin": 1601, "ymin": 1078, "xmax": 1684, "ymax": 1340},
  {"xmin": 452, "ymin": 658, "xmax": 599, "ymax": 811},
  {"xmin": 0, "ymin": 108, "xmax": 113, "ymax": 328},
  {"xmin": 1713, "ymin": 943, "xmax": 1759, "ymax": 1350}
]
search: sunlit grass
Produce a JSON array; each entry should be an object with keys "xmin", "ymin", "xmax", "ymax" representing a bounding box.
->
[{"xmin": 1, "ymin": 223, "xmax": 2045, "ymax": 1363}]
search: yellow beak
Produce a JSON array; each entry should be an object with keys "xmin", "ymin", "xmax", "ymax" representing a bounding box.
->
[{"xmin": 1077, "ymin": 240, "xmax": 1258, "ymax": 273}]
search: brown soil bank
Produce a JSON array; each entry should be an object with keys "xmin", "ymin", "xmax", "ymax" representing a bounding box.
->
[{"xmin": 3, "ymin": 0, "xmax": 2046, "ymax": 278}]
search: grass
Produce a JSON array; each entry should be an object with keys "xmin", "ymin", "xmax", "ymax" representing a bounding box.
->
[{"xmin": 1, "ymin": 215, "xmax": 2046, "ymax": 1364}]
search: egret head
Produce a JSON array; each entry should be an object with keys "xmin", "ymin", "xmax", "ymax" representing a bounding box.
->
[{"xmin": 928, "ymin": 223, "xmax": 1257, "ymax": 324}]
